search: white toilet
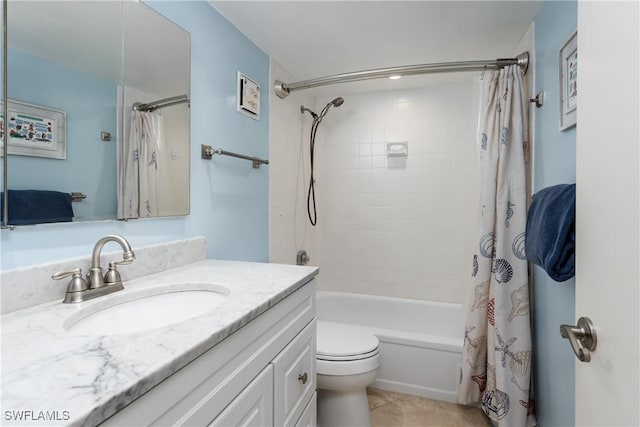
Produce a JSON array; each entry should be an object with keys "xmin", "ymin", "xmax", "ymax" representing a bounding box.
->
[{"xmin": 316, "ymin": 321, "xmax": 381, "ymax": 427}]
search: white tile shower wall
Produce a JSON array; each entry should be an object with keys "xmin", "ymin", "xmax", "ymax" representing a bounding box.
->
[
  {"xmin": 269, "ymin": 60, "xmax": 318, "ymax": 265},
  {"xmin": 314, "ymin": 81, "xmax": 480, "ymax": 303}
]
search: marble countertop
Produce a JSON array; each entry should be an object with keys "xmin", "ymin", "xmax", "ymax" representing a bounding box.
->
[{"xmin": 1, "ymin": 259, "xmax": 318, "ymax": 426}]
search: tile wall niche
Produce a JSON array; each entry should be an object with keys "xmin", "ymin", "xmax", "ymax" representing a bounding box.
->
[{"xmin": 312, "ymin": 79, "xmax": 481, "ymax": 303}]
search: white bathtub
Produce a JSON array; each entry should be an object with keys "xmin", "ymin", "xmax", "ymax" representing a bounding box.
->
[{"xmin": 316, "ymin": 290, "xmax": 464, "ymax": 402}]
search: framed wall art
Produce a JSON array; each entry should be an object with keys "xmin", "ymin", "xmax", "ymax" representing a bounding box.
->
[
  {"xmin": 237, "ymin": 71, "xmax": 260, "ymax": 120},
  {"xmin": 0, "ymin": 99, "xmax": 67, "ymax": 159},
  {"xmin": 559, "ymin": 30, "xmax": 577, "ymax": 131}
]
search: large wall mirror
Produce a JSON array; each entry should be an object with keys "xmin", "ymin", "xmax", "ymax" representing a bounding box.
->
[{"xmin": 1, "ymin": 1, "xmax": 190, "ymax": 226}]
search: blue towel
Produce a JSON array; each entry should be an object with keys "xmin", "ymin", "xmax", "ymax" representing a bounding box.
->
[
  {"xmin": 525, "ymin": 184, "xmax": 576, "ymax": 282},
  {"xmin": 0, "ymin": 189, "xmax": 74, "ymax": 225}
]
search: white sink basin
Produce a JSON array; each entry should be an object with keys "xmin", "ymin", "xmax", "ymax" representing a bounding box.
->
[{"xmin": 63, "ymin": 283, "xmax": 230, "ymax": 336}]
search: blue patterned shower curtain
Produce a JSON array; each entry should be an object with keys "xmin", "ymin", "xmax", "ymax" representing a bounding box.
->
[{"xmin": 457, "ymin": 65, "xmax": 535, "ymax": 427}]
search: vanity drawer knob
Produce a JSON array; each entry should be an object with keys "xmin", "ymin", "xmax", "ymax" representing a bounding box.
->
[{"xmin": 298, "ymin": 373, "xmax": 308, "ymax": 385}]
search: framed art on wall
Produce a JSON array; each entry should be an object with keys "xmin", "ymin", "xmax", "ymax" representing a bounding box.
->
[
  {"xmin": 237, "ymin": 71, "xmax": 260, "ymax": 120},
  {"xmin": 0, "ymin": 99, "xmax": 67, "ymax": 159},
  {"xmin": 559, "ymin": 30, "xmax": 577, "ymax": 131}
]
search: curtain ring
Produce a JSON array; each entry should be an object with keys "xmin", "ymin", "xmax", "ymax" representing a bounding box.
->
[{"xmin": 481, "ymin": 65, "xmax": 487, "ymax": 80}]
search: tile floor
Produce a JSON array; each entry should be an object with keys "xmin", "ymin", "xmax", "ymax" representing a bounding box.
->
[{"xmin": 368, "ymin": 388, "xmax": 491, "ymax": 427}]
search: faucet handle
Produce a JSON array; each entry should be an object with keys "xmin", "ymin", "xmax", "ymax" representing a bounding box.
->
[
  {"xmin": 103, "ymin": 251, "xmax": 135, "ymax": 287},
  {"xmin": 52, "ymin": 268, "xmax": 88, "ymax": 294},
  {"xmin": 104, "ymin": 262, "xmax": 123, "ymax": 287}
]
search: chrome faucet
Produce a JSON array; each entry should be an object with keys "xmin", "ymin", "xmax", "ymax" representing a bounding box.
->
[{"xmin": 52, "ymin": 234, "xmax": 136, "ymax": 303}]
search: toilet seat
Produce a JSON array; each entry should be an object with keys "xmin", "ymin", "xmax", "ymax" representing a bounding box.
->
[
  {"xmin": 317, "ymin": 347, "xmax": 379, "ymax": 361},
  {"xmin": 316, "ymin": 321, "xmax": 380, "ymax": 376},
  {"xmin": 317, "ymin": 321, "xmax": 379, "ymax": 359}
]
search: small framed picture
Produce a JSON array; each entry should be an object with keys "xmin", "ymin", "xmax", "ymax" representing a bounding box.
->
[
  {"xmin": 237, "ymin": 71, "xmax": 260, "ymax": 120},
  {"xmin": 0, "ymin": 99, "xmax": 67, "ymax": 159},
  {"xmin": 559, "ymin": 30, "xmax": 577, "ymax": 131}
]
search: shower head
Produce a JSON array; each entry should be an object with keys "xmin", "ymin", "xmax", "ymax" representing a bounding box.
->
[
  {"xmin": 317, "ymin": 97, "xmax": 345, "ymax": 122},
  {"xmin": 300, "ymin": 105, "xmax": 318, "ymax": 120},
  {"xmin": 331, "ymin": 97, "xmax": 344, "ymax": 107}
]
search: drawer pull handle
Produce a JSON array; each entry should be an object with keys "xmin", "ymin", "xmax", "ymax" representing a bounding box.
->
[{"xmin": 298, "ymin": 373, "xmax": 308, "ymax": 385}]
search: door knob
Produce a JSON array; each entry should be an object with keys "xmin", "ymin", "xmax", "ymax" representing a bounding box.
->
[{"xmin": 560, "ymin": 316, "xmax": 597, "ymax": 362}]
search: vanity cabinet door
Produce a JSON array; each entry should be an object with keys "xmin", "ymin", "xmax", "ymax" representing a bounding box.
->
[
  {"xmin": 294, "ymin": 392, "xmax": 317, "ymax": 427},
  {"xmin": 209, "ymin": 365, "xmax": 273, "ymax": 427},
  {"xmin": 272, "ymin": 320, "xmax": 316, "ymax": 427}
]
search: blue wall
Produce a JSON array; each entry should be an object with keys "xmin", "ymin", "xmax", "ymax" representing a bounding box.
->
[
  {"xmin": 1, "ymin": 1, "xmax": 270, "ymax": 269},
  {"xmin": 7, "ymin": 49, "xmax": 118, "ymax": 221},
  {"xmin": 532, "ymin": 2, "xmax": 577, "ymax": 426}
]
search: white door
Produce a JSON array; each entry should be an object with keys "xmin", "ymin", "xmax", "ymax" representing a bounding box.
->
[{"xmin": 575, "ymin": 1, "xmax": 639, "ymax": 425}]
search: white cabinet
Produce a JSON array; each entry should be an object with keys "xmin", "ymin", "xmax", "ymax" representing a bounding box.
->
[
  {"xmin": 101, "ymin": 280, "xmax": 316, "ymax": 427},
  {"xmin": 273, "ymin": 321, "xmax": 316, "ymax": 427},
  {"xmin": 209, "ymin": 366, "xmax": 273, "ymax": 427},
  {"xmin": 294, "ymin": 393, "xmax": 317, "ymax": 427}
]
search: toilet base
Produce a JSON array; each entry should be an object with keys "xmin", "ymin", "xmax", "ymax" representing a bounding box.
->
[{"xmin": 317, "ymin": 387, "xmax": 371, "ymax": 427}]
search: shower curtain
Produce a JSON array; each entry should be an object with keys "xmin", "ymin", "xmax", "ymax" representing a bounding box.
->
[
  {"xmin": 118, "ymin": 110, "xmax": 162, "ymax": 219},
  {"xmin": 457, "ymin": 65, "xmax": 535, "ymax": 427}
]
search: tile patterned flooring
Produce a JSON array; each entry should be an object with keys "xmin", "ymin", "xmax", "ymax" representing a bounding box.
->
[{"xmin": 368, "ymin": 388, "xmax": 491, "ymax": 427}]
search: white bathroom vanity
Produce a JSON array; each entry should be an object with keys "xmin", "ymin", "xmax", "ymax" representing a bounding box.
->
[{"xmin": 1, "ymin": 256, "xmax": 318, "ymax": 427}]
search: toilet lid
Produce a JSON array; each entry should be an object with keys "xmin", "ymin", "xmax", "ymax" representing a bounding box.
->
[{"xmin": 317, "ymin": 321, "xmax": 379, "ymax": 360}]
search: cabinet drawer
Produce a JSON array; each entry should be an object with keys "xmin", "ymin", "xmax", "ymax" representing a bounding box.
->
[
  {"xmin": 209, "ymin": 365, "xmax": 273, "ymax": 427},
  {"xmin": 294, "ymin": 392, "xmax": 316, "ymax": 427},
  {"xmin": 273, "ymin": 320, "xmax": 316, "ymax": 427}
]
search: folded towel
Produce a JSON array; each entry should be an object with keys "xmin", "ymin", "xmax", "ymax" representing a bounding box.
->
[
  {"xmin": 0, "ymin": 189, "xmax": 74, "ymax": 225},
  {"xmin": 525, "ymin": 183, "xmax": 576, "ymax": 282}
]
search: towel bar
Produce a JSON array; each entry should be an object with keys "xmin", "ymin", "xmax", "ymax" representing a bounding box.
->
[
  {"xmin": 201, "ymin": 144, "xmax": 269, "ymax": 169},
  {"xmin": 71, "ymin": 192, "xmax": 86, "ymax": 202}
]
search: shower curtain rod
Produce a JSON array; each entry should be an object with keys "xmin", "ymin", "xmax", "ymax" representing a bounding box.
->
[
  {"xmin": 274, "ymin": 52, "xmax": 529, "ymax": 99},
  {"xmin": 132, "ymin": 94, "xmax": 190, "ymax": 112}
]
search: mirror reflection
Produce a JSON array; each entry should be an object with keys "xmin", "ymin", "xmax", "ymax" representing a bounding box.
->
[
  {"xmin": 2, "ymin": 1, "xmax": 190, "ymax": 226},
  {"xmin": 119, "ymin": 1, "xmax": 190, "ymax": 219}
]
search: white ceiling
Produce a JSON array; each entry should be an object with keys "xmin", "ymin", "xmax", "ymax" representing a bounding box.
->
[{"xmin": 211, "ymin": 1, "xmax": 541, "ymax": 91}]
